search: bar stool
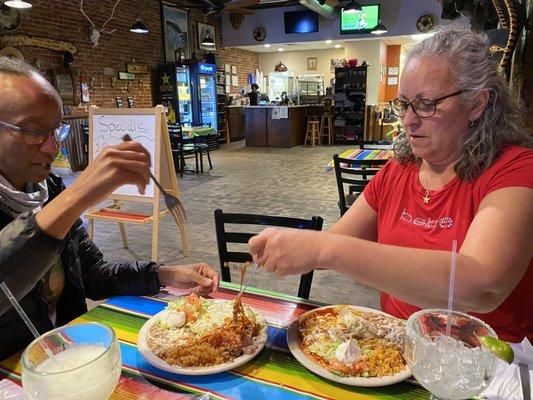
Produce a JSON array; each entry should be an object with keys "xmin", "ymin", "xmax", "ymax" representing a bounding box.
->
[
  {"xmin": 219, "ymin": 119, "xmax": 230, "ymax": 143},
  {"xmin": 320, "ymin": 114, "xmax": 333, "ymax": 145},
  {"xmin": 305, "ymin": 116, "xmax": 320, "ymax": 146}
]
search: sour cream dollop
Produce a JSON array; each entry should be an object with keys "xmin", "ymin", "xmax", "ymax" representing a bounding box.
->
[
  {"xmin": 160, "ymin": 310, "xmax": 186, "ymax": 328},
  {"xmin": 335, "ymin": 339, "xmax": 362, "ymax": 364}
]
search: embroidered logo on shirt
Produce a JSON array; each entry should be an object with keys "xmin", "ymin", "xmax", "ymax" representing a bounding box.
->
[{"xmin": 400, "ymin": 209, "xmax": 453, "ymax": 229}]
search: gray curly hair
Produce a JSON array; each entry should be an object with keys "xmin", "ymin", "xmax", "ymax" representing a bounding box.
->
[{"xmin": 393, "ymin": 26, "xmax": 532, "ymax": 181}]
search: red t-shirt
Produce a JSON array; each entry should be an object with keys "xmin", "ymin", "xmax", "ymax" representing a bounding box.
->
[{"xmin": 364, "ymin": 145, "xmax": 533, "ymax": 342}]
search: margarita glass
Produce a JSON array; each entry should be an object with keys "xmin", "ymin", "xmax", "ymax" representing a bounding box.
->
[
  {"xmin": 404, "ymin": 309, "xmax": 497, "ymax": 400},
  {"xmin": 21, "ymin": 322, "xmax": 121, "ymax": 400}
]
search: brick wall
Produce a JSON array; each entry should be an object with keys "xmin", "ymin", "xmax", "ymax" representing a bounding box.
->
[
  {"xmin": 189, "ymin": 9, "xmax": 259, "ymax": 95},
  {"xmin": 8, "ymin": 0, "xmax": 258, "ymax": 107}
]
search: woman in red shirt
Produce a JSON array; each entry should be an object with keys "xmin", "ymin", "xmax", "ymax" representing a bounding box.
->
[{"xmin": 249, "ymin": 26, "xmax": 532, "ymax": 342}]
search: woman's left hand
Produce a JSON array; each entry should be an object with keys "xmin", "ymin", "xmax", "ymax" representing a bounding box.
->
[
  {"xmin": 157, "ymin": 263, "xmax": 219, "ymax": 295},
  {"xmin": 248, "ymin": 228, "xmax": 323, "ymax": 276}
]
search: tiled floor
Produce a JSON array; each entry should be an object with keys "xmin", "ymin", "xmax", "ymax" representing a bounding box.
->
[{"xmin": 86, "ymin": 140, "xmax": 381, "ymax": 309}]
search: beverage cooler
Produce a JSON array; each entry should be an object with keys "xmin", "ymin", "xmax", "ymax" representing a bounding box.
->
[
  {"xmin": 153, "ymin": 63, "xmax": 218, "ymax": 131},
  {"xmin": 189, "ymin": 63, "xmax": 218, "ymax": 132},
  {"xmin": 153, "ymin": 64, "xmax": 192, "ymax": 126},
  {"xmin": 176, "ymin": 66, "xmax": 192, "ymax": 126}
]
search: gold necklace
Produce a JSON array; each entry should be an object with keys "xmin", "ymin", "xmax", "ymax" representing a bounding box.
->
[{"xmin": 422, "ymin": 166, "xmax": 431, "ymax": 205}]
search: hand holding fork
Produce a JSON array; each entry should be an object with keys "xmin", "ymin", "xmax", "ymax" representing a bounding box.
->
[{"xmin": 122, "ymin": 134, "xmax": 187, "ymax": 226}]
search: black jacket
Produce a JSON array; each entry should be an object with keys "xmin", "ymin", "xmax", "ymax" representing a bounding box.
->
[{"xmin": 0, "ymin": 174, "xmax": 160, "ymax": 360}]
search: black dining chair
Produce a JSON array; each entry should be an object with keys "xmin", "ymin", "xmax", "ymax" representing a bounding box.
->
[
  {"xmin": 214, "ymin": 209, "xmax": 323, "ymax": 299},
  {"xmin": 190, "ymin": 123, "xmax": 213, "ymax": 170},
  {"xmin": 168, "ymin": 125, "xmax": 200, "ymax": 177},
  {"xmin": 333, "ymin": 154, "xmax": 387, "ymax": 217}
]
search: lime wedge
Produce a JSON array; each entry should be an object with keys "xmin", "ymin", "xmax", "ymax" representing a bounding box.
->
[{"xmin": 478, "ymin": 336, "xmax": 514, "ymax": 363}]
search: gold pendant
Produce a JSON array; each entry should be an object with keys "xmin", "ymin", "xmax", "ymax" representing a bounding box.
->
[{"xmin": 423, "ymin": 191, "xmax": 430, "ymax": 205}]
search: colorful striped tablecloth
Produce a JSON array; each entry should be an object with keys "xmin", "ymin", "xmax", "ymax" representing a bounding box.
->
[
  {"xmin": 0, "ymin": 283, "xmax": 429, "ymax": 399},
  {"xmin": 182, "ymin": 126, "xmax": 216, "ymax": 138},
  {"xmin": 325, "ymin": 148, "xmax": 393, "ymax": 172}
]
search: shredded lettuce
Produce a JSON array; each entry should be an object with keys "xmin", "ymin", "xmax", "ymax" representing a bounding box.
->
[
  {"xmin": 167, "ymin": 297, "xmax": 186, "ymax": 310},
  {"xmin": 308, "ymin": 339, "xmax": 341, "ymax": 360}
]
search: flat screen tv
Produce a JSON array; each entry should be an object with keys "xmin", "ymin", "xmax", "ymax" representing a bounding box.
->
[
  {"xmin": 284, "ymin": 10, "xmax": 319, "ymax": 34},
  {"xmin": 340, "ymin": 4, "xmax": 380, "ymax": 34}
]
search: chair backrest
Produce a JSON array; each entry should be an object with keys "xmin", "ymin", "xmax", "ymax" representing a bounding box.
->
[
  {"xmin": 214, "ymin": 209, "xmax": 323, "ymax": 299},
  {"xmin": 333, "ymin": 154, "xmax": 387, "ymax": 217},
  {"xmin": 168, "ymin": 124, "xmax": 191, "ymax": 150}
]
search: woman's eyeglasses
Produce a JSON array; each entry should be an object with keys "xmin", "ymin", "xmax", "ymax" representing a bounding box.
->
[
  {"xmin": 390, "ymin": 90, "xmax": 464, "ymax": 118},
  {"xmin": 0, "ymin": 120, "xmax": 71, "ymax": 145}
]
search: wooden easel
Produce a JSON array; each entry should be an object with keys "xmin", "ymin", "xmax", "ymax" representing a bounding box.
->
[{"xmin": 85, "ymin": 105, "xmax": 189, "ymax": 261}]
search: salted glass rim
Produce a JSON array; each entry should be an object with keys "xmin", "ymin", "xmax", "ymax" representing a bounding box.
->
[
  {"xmin": 21, "ymin": 321, "xmax": 117, "ymax": 376},
  {"xmin": 405, "ymin": 308, "xmax": 498, "ymax": 345}
]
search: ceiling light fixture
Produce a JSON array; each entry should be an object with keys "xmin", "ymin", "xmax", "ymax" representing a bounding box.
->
[
  {"xmin": 278, "ymin": 48, "xmax": 284, "ymax": 52},
  {"xmin": 130, "ymin": 17, "xmax": 149, "ymax": 34},
  {"xmin": 334, "ymin": 44, "xmax": 341, "ymax": 48},
  {"xmin": 371, "ymin": 20, "xmax": 387, "ymax": 35},
  {"xmin": 264, "ymin": 44, "xmax": 271, "ymax": 48},
  {"xmin": 325, "ymin": 39, "xmax": 332, "ymax": 44},
  {"xmin": 4, "ymin": 0, "xmax": 32, "ymax": 9},
  {"xmin": 343, "ymin": 1, "xmax": 363, "ymax": 14}
]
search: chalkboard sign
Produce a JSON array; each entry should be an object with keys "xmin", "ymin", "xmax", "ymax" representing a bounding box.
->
[{"xmin": 89, "ymin": 108, "xmax": 160, "ymax": 199}]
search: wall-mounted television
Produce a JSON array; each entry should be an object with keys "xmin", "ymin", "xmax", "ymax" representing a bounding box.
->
[
  {"xmin": 284, "ymin": 10, "xmax": 319, "ymax": 34},
  {"xmin": 340, "ymin": 4, "xmax": 380, "ymax": 34}
]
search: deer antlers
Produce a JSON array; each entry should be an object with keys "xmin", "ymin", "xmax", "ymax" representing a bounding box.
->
[{"xmin": 80, "ymin": 0, "xmax": 123, "ymax": 47}]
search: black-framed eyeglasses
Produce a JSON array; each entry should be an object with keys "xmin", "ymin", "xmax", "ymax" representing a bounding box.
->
[
  {"xmin": 390, "ymin": 90, "xmax": 464, "ymax": 118},
  {"xmin": 0, "ymin": 120, "xmax": 70, "ymax": 145}
]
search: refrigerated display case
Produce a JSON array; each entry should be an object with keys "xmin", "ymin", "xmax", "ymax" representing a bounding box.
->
[
  {"xmin": 297, "ymin": 74, "xmax": 324, "ymax": 104},
  {"xmin": 153, "ymin": 64, "xmax": 192, "ymax": 126},
  {"xmin": 190, "ymin": 63, "xmax": 217, "ymax": 132},
  {"xmin": 176, "ymin": 66, "xmax": 192, "ymax": 126}
]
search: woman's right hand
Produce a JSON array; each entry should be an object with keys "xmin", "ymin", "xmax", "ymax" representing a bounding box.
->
[{"xmin": 67, "ymin": 141, "xmax": 151, "ymax": 211}]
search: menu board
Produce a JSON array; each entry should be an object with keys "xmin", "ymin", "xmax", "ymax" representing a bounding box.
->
[{"xmin": 90, "ymin": 111, "xmax": 157, "ymax": 198}]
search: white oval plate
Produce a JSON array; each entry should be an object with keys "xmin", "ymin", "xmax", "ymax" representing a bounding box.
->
[
  {"xmin": 287, "ymin": 305, "xmax": 412, "ymax": 387},
  {"xmin": 137, "ymin": 299, "xmax": 268, "ymax": 375}
]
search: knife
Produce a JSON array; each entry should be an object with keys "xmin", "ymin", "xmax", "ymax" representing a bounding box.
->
[{"xmin": 519, "ymin": 362, "xmax": 531, "ymax": 400}]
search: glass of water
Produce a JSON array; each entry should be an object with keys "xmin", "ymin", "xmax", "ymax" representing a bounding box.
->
[
  {"xmin": 21, "ymin": 322, "xmax": 121, "ymax": 400},
  {"xmin": 404, "ymin": 309, "xmax": 497, "ymax": 400}
]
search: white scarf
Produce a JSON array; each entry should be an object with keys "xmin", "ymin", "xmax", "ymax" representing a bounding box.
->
[{"xmin": 0, "ymin": 175, "xmax": 48, "ymax": 217}]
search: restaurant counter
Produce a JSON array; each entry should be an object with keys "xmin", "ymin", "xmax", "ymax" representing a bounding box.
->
[{"xmin": 241, "ymin": 105, "xmax": 309, "ymax": 147}]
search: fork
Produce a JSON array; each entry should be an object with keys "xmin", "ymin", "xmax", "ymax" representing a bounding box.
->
[
  {"xmin": 122, "ymin": 134, "xmax": 187, "ymax": 226},
  {"xmin": 237, "ymin": 262, "xmax": 260, "ymax": 297}
]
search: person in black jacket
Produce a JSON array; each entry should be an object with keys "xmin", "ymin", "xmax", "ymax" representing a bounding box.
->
[
  {"xmin": 0, "ymin": 58, "xmax": 219, "ymax": 359},
  {"xmin": 247, "ymin": 83, "xmax": 260, "ymax": 106}
]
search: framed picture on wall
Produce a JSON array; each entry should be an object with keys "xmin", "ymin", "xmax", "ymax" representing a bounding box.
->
[
  {"xmin": 54, "ymin": 73, "xmax": 74, "ymax": 104},
  {"xmin": 198, "ymin": 22, "xmax": 216, "ymax": 51},
  {"xmin": 388, "ymin": 66, "xmax": 399, "ymax": 76},
  {"xmin": 161, "ymin": 2, "xmax": 190, "ymax": 63},
  {"xmin": 80, "ymin": 82, "xmax": 89, "ymax": 103},
  {"xmin": 307, "ymin": 57, "xmax": 317, "ymax": 71}
]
